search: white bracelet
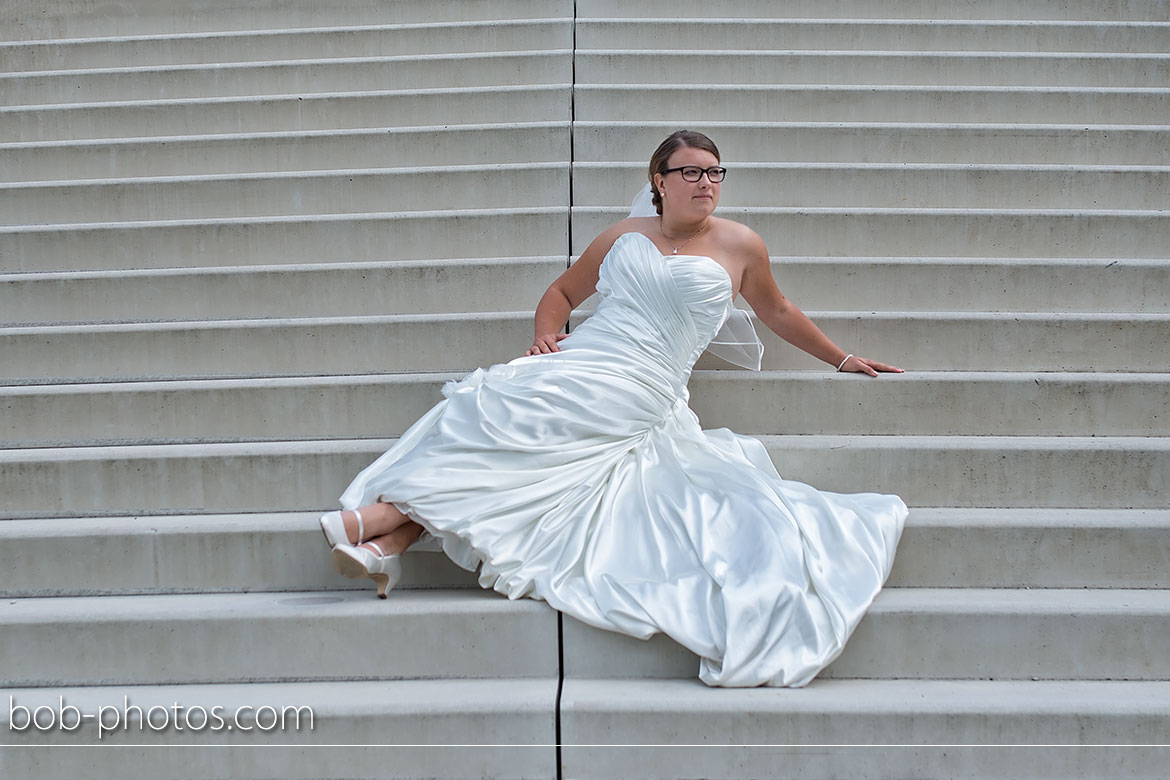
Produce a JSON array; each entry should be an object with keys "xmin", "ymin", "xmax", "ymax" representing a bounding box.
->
[{"xmin": 836, "ymin": 354, "xmax": 853, "ymax": 372}]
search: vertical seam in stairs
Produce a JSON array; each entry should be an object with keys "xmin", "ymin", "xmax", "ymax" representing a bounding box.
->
[
  {"xmin": 566, "ymin": 0, "xmax": 578, "ymax": 279},
  {"xmin": 556, "ymin": 8, "xmax": 577, "ymax": 772},
  {"xmin": 555, "ymin": 610, "xmax": 565, "ymax": 778}
]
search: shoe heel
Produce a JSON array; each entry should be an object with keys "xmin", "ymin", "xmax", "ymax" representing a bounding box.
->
[
  {"xmin": 331, "ymin": 544, "xmax": 402, "ymax": 598},
  {"xmin": 371, "ymin": 573, "xmax": 390, "ymax": 599}
]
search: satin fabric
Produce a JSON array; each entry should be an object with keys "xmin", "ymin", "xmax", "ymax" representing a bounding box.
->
[
  {"xmin": 627, "ymin": 182, "xmax": 764, "ymax": 369},
  {"xmin": 339, "ymin": 231, "xmax": 907, "ymax": 687}
]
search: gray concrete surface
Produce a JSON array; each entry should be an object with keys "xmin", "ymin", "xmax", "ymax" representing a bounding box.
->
[
  {"xmin": 2, "ymin": 435, "xmax": 1166, "ymax": 518},
  {"xmin": 0, "ymin": 589, "xmax": 557, "ymax": 685},
  {"xmin": 2, "ymin": 19, "xmax": 573, "ymax": 70},
  {"xmin": 5, "ymin": 371, "xmax": 1168, "ymax": 446},
  {"xmin": 0, "ymin": 122, "xmax": 572, "ymax": 181},
  {"xmin": 574, "ymin": 121, "xmax": 1170, "ymax": 165},
  {"xmin": 4, "ymin": 509, "xmax": 1166, "ymax": 596}
]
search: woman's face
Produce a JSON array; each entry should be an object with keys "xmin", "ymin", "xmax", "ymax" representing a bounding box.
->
[{"xmin": 654, "ymin": 145, "xmax": 721, "ymax": 220}]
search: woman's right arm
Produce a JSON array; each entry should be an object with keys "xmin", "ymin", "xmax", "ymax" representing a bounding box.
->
[
  {"xmin": 526, "ymin": 285, "xmax": 574, "ymax": 354},
  {"xmin": 526, "ymin": 222, "xmax": 636, "ymax": 355}
]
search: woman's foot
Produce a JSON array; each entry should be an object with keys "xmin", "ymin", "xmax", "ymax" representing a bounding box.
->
[
  {"xmin": 332, "ymin": 539, "xmax": 402, "ymax": 599},
  {"xmin": 329, "ymin": 522, "xmax": 425, "ymax": 599},
  {"xmin": 319, "ymin": 509, "xmax": 363, "ymax": 547}
]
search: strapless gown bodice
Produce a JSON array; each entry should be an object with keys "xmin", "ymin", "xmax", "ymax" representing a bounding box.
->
[
  {"xmin": 338, "ymin": 230, "xmax": 907, "ymax": 687},
  {"xmin": 570, "ymin": 231, "xmax": 736, "ymax": 383}
]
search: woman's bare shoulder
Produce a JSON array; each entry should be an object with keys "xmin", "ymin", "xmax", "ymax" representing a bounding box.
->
[
  {"xmin": 577, "ymin": 218, "xmax": 651, "ymax": 266},
  {"xmin": 619, "ymin": 216, "xmax": 658, "ymax": 235},
  {"xmin": 712, "ymin": 217, "xmax": 768, "ymax": 260},
  {"xmin": 590, "ymin": 217, "xmax": 655, "ymax": 250}
]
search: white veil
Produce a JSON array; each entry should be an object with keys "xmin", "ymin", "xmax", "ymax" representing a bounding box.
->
[{"xmin": 628, "ymin": 183, "xmax": 764, "ymax": 370}]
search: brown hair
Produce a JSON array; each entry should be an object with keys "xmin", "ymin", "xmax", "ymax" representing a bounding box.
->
[{"xmin": 647, "ymin": 130, "xmax": 721, "ymax": 215}]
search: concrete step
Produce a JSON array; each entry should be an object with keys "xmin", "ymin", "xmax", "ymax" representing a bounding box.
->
[
  {"xmin": 2, "ymin": 679, "xmax": 557, "ymax": 774},
  {"xmin": 560, "ymin": 679, "xmax": 1170, "ymax": 778},
  {"xmin": 5, "ymin": 508, "xmax": 1165, "ymax": 597},
  {"xmin": 6, "ymin": 0, "xmax": 572, "ymax": 39},
  {"xmin": 765, "ymin": 257, "xmax": 1170, "ymax": 313},
  {"xmin": 0, "ymin": 258, "xmax": 566, "ymax": 325},
  {"xmin": 0, "ymin": 512, "xmax": 481, "ymax": 597},
  {"xmin": 6, "ymin": 208, "xmax": 1167, "ymax": 274},
  {"xmin": 573, "ymin": 162, "xmax": 1170, "ymax": 210},
  {"xmin": 0, "ymin": 163, "xmax": 571, "ymax": 224},
  {"xmin": 572, "ymin": 207, "xmax": 1170, "ymax": 258},
  {"xmin": 5, "ymin": 587, "xmax": 1166, "ymax": 685},
  {"xmin": 0, "ymin": 84, "xmax": 572, "ymax": 143},
  {"xmin": 0, "ymin": 207, "xmax": 569, "ymax": 272},
  {"xmin": 890, "ymin": 508, "xmax": 1170, "ymax": 590},
  {"xmin": 14, "ymin": 162, "xmax": 1155, "ymax": 228},
  {"xmin": 4, "ymin": 257, "xmax": 1166, "ymax": 329},
  {"xmin": 0, "ymin": 122, "xmax": 571, "ymax": 181},
  {"xmin": 574, "ymin": 121, "xmax": 1170, "ymax": 165},
  {"xmin": 0, "ymin": 313, "xmax": 535, "ymax": 380},
  {"xmin": 3, "ymin": 51, "xmax": 573, "ymax": 105},
  {"xmin": 12, "ymin": 19, "xmax": 1163, "ymax": 74},
  {"xmin": 577, "ymin": 51, "xmax": 1170, "ymax": 88},
  {"xmin": 0, "ymin": 589, "xmax": 556, "ymax": 685},
  {"xmin": 1, "ymin": 19, "xmax": 573, "ymax": 71},
  {"xmin": 0, "ymin": 438, "xmax": 395, "ymax": 518},
  {"xmin": 575, "ymin": 85, "xmax": 1170, "ymax": 125},
  {"xmin": 1, "ymin": 435, "xmax": 1165, "ymax": 519},
  {"xmin": 577, "ymin": 0, "xmax": 1170, "ymax": 22},
  {"xmin": 13, "ymin": 196, "xmax": 1165, "ymax": 266},
  {"xmin": 4, "ymin": 311, "xmax": 1167, "ymax": 383},
  {"xmin": 4, "ymin": 372, "xmax": 1166, "ymax": 447},
  {"xmin": 561, "ymin": 588, "xmax": 1170, "ymax": 681},
  {"xmin": 764, "ymin": 434, "xmax": 1169, "ymax": 509},
  {"xmin": 7, "ymin": 122, "xmax": 1166, "ymax": 185},
  {"xmin": 576, "ymin": 19, "xmax": 1170, "ymax": 54},
  {"xmin": 688, "ymin": 371, "xmax": 1170, "ymax": 437},
  {"xmin": 0, "ymin": 374, "xmax": 455, "ymax": 446}
]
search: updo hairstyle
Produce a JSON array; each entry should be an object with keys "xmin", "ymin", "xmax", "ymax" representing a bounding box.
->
[{"xmin": 647, "ymin": 130, "xmax": 721, "ymax": 216}]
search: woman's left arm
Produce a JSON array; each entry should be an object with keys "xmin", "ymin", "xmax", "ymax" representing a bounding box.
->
[{"xmin": 737, "ymin": 230, "xmax": 903, "ymax": 377}]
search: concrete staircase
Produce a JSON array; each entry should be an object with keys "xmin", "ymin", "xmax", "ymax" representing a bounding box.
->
[
  {"xmin": 2, "ymin": 2, "xmax": 569, "ymax": 777},
  {"xmin": 2, "ymin": 0, "xmax": 1168, "ymax": 777}
]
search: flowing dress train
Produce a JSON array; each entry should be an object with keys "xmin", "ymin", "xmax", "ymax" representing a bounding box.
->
[{"xmin": 339, "ymin": 231, "xmax": 907, "ymax": 687}]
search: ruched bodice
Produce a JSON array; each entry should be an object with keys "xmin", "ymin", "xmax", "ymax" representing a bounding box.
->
[
  {"xmin": 575, "ymin": 231, "xmax": 734, "ymax": 372},
  {"xmin": 338, "ymin": 229, "xmax": 907, "ymax": 687},
  {"xmin": 563, "ymin": 231, "xmax": 733, "ymax": 411}
]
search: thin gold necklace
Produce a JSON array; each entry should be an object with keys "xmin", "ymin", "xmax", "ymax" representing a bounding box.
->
[{"xmin": 660, "ymin": 219, "xmax": 708, "ymax": 255}]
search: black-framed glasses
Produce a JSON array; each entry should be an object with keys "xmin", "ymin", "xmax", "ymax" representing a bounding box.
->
[{"xmin": 662, "ymin": 165, "xmax": 727, "ymax": 183}]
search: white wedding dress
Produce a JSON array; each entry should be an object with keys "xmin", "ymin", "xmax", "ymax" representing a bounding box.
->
[{"xmin": 339, "ymin": 230, "xmax": 907, "ymax": 687}]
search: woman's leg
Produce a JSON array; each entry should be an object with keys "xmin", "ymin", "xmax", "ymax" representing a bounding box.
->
[
  {"xmin": 335, "ymin": 502, "xmax": 414, "ymax": 545},
  {"xmin": 331, "ymin": 518, "xmax": 424, "ymax": 599},
  {"xmin": 358, "ymin": 521, "xmax": 425, "ymax": 557}
]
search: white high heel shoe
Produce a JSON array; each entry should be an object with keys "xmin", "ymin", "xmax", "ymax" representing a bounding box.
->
[
  {"xmin": 320, "ymin": 508, "xmax": 362, "ymax": 548},
  {"xmin": 332, "ymin": 539, "xmax": 402, "ymax": 599}
]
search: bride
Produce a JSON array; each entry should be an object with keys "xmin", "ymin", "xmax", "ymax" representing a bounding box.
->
[{"xmin": 319, "ymin": 130, "xmax": 908, "ymax": 687}]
